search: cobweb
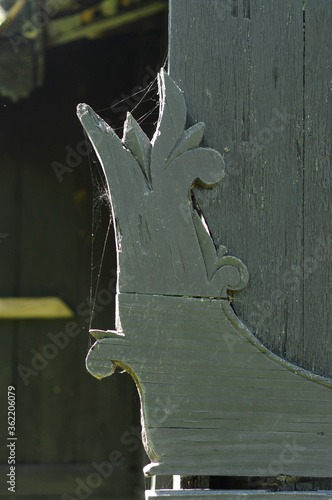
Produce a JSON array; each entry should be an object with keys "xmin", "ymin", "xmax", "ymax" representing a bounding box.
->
[{"xmin": 85, "ymin": 60, "xmax": 167, "ymax": 345}]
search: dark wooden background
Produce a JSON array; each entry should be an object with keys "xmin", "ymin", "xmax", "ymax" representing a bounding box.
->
[
  {"xmin": 169, "ymin": 0, "xmax": 332, "ymax": 379},
  {"xmin": 2, "ymin": 0, "xmax": 332, "ymax": 496},
  {"xmin": 169, "ymin": 0, "xmax": 332, "ymax": 491},
  {"xmin": 0, "ymin": 11, "xmax": 167, "ymax": 500}
]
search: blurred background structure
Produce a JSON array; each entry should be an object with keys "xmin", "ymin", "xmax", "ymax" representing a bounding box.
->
[{"xmin": 0, "ymin": 1, "xmax": 167, "ymax": 499}]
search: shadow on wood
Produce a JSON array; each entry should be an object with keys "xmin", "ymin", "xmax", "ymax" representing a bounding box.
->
[{"xmin": 77, "ymin": 70, "xmax": 332, "ymax": 478}]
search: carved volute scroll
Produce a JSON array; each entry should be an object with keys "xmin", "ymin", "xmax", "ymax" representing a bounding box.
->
[
  {"xmin": 77, "ymin": 70, "xmax": 332, "ymax": 478},
  {"xmin": 78, "ymin": 70, "xmax": 248, "ymax": 299}
]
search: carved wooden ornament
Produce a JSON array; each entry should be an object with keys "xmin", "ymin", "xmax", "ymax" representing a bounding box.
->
[{"xmin": 77, "ymin": 70, "xmax": 332, "ymax": 478}]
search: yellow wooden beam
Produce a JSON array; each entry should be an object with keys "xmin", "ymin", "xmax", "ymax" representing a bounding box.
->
[
  {"xmin": 0, "ymin": 297, "xmax": 74, "ymax": 319},
  {"xmin": 47, "ymin": 1, "xmax": 168, "ymax": 47}
]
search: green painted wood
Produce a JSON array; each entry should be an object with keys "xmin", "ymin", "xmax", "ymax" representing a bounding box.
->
[
  {"xmin": 166, "ymin": 0, "xmax": 332, "ymax": 489},
  {"xmin": 85, "ymin": 293, "xmax": 332, "ymax": 477},
  {"xmin": 303, "ymin": 1, "xmax": 332, "ymax": 377},
  {"xmin": 78, "ymin": 69, "xmax": 332, "ymax": 478},
  {"xmin": 168, "ymin": 0, "xmax": 330, "ymax": 380},
  {"xmin": 77, "ymin": 70, "xmax": 248, "ymax": 299}
]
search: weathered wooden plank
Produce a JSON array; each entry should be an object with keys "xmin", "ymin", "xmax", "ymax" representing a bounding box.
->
[
  {"xmin": 132, "ymin": 363, "xmax": 309, "ymax": 380},
  {"xmin": 0, "ymin": 297, "xmax": 74, "ymax": 319},
  {"xmin": 79, "ymin": 63, "xmax": 332, "ymax": 479},
  {"xmin": 85, "ymin": 293, "xmax": 332, "ymax": 477},
  {"xmin": 146, "ymin": 491, "xmax": 332, "ymax": 500},
  {"xmin": 168, "ymin": 1, "xmax": 310, "ymax": 374},
  {"xmin": 303, "ymin": 1, "xmax": 332, "ymax": 377}
]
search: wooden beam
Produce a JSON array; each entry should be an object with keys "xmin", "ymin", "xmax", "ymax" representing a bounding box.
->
[
  {"xmin": 78, "ymin": 69, "xmax": 332, "ymax": 479},
  {"xmin": 146, "ymin": 491, "xmax": 332, "ymax": 499},
  {"xmin": 0, "ymin": 297, "xmax": 74, "ymax": 319},
  {"xmin": 47, "ymin": 1, "xmax": 168, "ymax": 47},
  {"xmin": 0, "ymin": 0, "xmax": 44, "ymax": 102}
]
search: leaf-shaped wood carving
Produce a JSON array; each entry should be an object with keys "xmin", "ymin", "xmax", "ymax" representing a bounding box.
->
[
  {"xmin": 77, "ymin": 70, "xmax": 332, "ymax": 479},
  {"xmin": 123, "ymin": 113, "xmax": 151, "ymax": 184},
  {"xmin": 77, "ymin": 70, "xmax": 245, "ymax": 298}
]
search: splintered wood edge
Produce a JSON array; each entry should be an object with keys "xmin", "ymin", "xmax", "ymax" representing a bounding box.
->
[
  {"xmin": 0, "ymin": 297, "xmax": 74, "ymax": 319},
  {"xmin": 89, "ymin": 329, "xmax": 125, "ymax": 340}
]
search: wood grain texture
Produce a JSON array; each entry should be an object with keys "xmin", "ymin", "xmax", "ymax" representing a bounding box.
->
[
  {"xmin": 78, "ymin": 64, "xmax": 332, "ymax": 478},
  {"xmin": 168, "ymin": 0, "xmax": 332, "ymax": 378},
  {"xmin": 303, "ymin": 0, "xmax": 332, "ymax": 378},
  {"xmin": 87, "ymin": 293, "xmax": 332, "ymax": 477},
  {"xmin": 77, "ymin": 69, "xmax": 248, "ymax": 299}
]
